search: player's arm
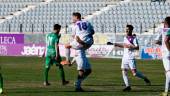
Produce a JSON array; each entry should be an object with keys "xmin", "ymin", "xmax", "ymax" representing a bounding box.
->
[
  {"xmin": 55, "ymin": 37, "xmax": 60, "ymax": 60},
  {"xmin": 126, "ymin": 38, "xmax": 139, "ymax": 50},
  {"xmin": 124, "ymin": 43, "xmax": 139, "ymax": 50},
  {"xmin": 76, "ymin": 36, "xmax": 88, "ymax": 47},
  {"xmin": 114, "ymin": 43, "xmax": 124, "ymax": 48},
  {"xmin": 165, "ymin": 35, "xmax": 170, "ymax": 51},
  {"xmin": 55, "ymin": 43, "xmax": 61, "ymax": 60}
]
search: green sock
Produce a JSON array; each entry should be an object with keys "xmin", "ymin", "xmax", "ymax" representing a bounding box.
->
[
  {"xmin": 58, "ymin": 65, "xmax": 65, "ymax": 82},
  {"xmin": 44, "ymin": 68, "xmax": 50, "ymax": 82},
  {"xmin": 0, "ymin": 74, "xmax": 3, "ymax": 89}
]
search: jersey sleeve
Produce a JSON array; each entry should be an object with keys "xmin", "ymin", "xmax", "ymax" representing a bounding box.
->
[
  {"xmin": 166, "ymin": 29, "xmax": 170, "ymax": 36},
  {"xmin": 88, "ymin": 22, "xmax": 95, "ymax": 35}
]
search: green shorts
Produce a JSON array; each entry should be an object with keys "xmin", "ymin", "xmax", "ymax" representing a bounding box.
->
[{"xmin": 45, "ymin": 55, "xmax": 62, "ymax": 68}]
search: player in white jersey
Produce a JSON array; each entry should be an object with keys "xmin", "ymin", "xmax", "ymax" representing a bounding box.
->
[
  {"xmin": 155, "ymin": 17, "xmax": 170, "ymax": 96},
  {"xmin": 61, "ymin": 12, "xmax": 94, "ymax": 65},
  {"xmin": 114, "ymin": 25, "xmax": 151, "ymax": 91},
  {"xmin": 61, "ymin": 12, "xmax": 94, "ymax": 92}
]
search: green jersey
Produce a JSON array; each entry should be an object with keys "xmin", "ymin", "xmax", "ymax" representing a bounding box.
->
[{"xmin": 46, "ymin": 33, "xmax": 61, "ymax": 56}]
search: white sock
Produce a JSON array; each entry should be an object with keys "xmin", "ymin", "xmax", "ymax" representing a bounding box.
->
[
  {"xmin": 165, "ymin": 71, "xmax": 170, "ymax": 92},
  {"xmin": 122, "ymin": 70, "xmax": 130, "ymax": 87},
  {"xmin": 65, "ymin": 48, "xmax": 71, "ymax": 61}
]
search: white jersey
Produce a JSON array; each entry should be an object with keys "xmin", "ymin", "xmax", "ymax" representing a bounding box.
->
[
  {"xmin": 123, "ymin": 36, "xmax": 139, "ymax": 59},
  {"xmin": 72, "ymin": 20, "xmax": 94, "ymax": 45},
  {"xmin": 156, "ymin": 28, "xmax": 170, "ymax": 57}
]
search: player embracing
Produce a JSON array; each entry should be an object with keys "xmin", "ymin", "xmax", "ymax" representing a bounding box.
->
[
  {"xmin": 114, "ymin": 25, "xmax": 151, "ymax": 91},
  {"xmin": 61, "ymin": 12, "xmax": 94, "ymax": 92},
  {"xmin": 155, "ymin": 17, "xmax": 170, "ymax": 96},
  {"xmin": 43, "ymin": 24, "xmax": 69, "ymax": 86}
]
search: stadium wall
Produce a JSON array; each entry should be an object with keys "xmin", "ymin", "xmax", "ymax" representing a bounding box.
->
[{"xmin": 0, "ymin": 33, "xmax": 161, "ymax": 59}]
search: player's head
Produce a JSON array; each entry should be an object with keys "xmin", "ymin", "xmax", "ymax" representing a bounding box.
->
[
  {"xmin": 164, "ymin": 17, "xmax": 170, "ymax": 28},
  {"xmin": 72, "ymin": 12, "xmax": 81, "ymax": 23},
  {"xmin": 126, "ymin": 25, "xmax": 134, "ymax": 36},
  {"xmin": 53, "ymin": 24, "xmax": 61, "ymax": 34}
]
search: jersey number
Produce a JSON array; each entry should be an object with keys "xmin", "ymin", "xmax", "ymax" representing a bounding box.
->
[
  {"xmin": 77, "ymin": 22, "xmax": 87, "ymax": 31},
  {"xmin": 47, "ymin": 37, "xmax": 53, "ymax": 46}
]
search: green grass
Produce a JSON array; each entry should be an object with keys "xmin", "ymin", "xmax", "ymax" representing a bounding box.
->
[{"xmin": 0, "ymin": 56, "xmax": 166, "ymax": 96}]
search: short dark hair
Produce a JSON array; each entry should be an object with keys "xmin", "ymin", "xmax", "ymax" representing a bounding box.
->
[
  {"xmin": 53, "ymin": 24, "xmax": 61, "ymax": 30},
  {"xmin": 72, "ymin": 12, "xmax": 81, "ymax": 19},
  {"xmin": 126, "ymin": 25, "xmax": 134, "ymax": 31},
  {"xmin": 165, "ymin": 17, "xmax": 170, "ymax": 27}
]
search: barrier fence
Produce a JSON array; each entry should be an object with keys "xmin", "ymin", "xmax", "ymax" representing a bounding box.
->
[{"xmin": 0, "ymin": 33, "xmax": 161, "ymax": 59}]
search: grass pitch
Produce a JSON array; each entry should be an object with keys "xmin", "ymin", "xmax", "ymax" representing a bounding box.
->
[{"xmin": 0, "ymin": 56, "xmax": 166, "ymax": 96}]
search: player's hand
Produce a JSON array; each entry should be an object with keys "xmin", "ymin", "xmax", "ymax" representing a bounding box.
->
[
  {"xmin": 75, "ymin": 36, "xmax": 81, "ymax": 43},
  {"xmin": 65, "ymin": 44, "xmax": 72, "ymax": 48},
  {"xmin": 55, "ymin": 55, "xmax": 61, "ymax": 61}
]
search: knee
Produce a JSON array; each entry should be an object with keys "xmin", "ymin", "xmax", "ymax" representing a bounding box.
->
[
  {"xmin": 131, "ymin": 69, "xmax": 137, "ymax": 76},
  {"xmin": 122, "ymin": 69, "xmax": 128, "ymax": 74}
]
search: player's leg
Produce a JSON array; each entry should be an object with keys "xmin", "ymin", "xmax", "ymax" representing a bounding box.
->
[
  {"xmin": 82, "ymin": 57, "xmax": 92, "ymax": 80},
  {"xmin": 121, "ymin": 59, "xmax": 131, "ymax": 91},
  {"xmin": 61, "ymin": 41, "xmax": 82, "ymax": 65},
  {"xmin": 44, "ymin": 56, "xmax": 51, "ymax": 86},
  {"xmin": 129, "ymin": 59, "xmax": 151, "ymax": 85},
  {"xmin": 75, "ymin": 50, "xmax": 91, "ymax": 91},
  {"xmin": 57, "ymin": 64, "xmax": 69, "ymax": 85},
  {"xmin": 160, "ymin": 58, "xmax": 170, "ymax": 96},
  {"xmin": 0, "ymin": 73, "xmax": 3, "ymax": 94}
]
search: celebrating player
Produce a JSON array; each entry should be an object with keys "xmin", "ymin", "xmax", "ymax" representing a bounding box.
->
[
  {"xmin": 0, "ymin": 67, "xmax": 3, "ymax": 94},
  {"xmin": 61, "ymin": 12, "xmax": 94, "ymax": 65},
  {"xmin": 62, "ymin": 12, "xmax": 94, "ymax": 92},
  {"xmin": 114, "ymin": 25, "xmax": 151, "ymax": 91},
  {"xmin": 155, "ymin": 17, "xmax": 170, "ymax": 96},
  {"xmin": 43, "ymin": 24, "xmax": 69, "ymax": 86}
]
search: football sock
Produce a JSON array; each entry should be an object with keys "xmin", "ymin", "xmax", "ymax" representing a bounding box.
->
[
  {"xmin": 44, "ymin": 67, "xmax": 50, "ymax": 82},
  {"xmin": 0, "ymin": 74, "xmax": 3, "ymax": 89},
  {"xmin": 135, "ymin": 71, "xmax": 147, "ymax": 80},
  {"xmin": 76, "ymin": 75, "xmax": 83, "ymax": 89},
  {"xmin": 122, "ymin": 70, "xmax": 130, "ymax": 87},
  {"xmin": 65, "ymin": 48, "xmax": 71, "ymax": 61},
  {"xmin": 58, "ymin": 65, "xmax": 66, "ymax": 82},
  {"xmin": 165, "ymin": 71, "xmax": 170, "ymax": 92},
  {"xmin": 82, "ymin": 70, "xmax": 91, "ymax": 80}
]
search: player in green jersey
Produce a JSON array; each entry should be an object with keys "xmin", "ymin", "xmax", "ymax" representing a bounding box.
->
[{"xmin": 43, "ymin": 24, "xmax": 69, "ymax": 86}]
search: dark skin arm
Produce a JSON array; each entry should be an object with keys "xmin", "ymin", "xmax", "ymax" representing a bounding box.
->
[
  {"xmin": 155, "ymin": 40, "xmax": 162, "ymax": 45},
  {"xmin": 76, "ymin": 36, "xmax": 88, "ymax": 48},
  {"xmin": 165, "ymin": 35, "xmax": 170, "ymax": 51},
  {"xmin": 115, "ymin": 43, "xmax": 139, "ymax": 50}
]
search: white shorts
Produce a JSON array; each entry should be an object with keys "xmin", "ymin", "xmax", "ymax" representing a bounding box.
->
[
  {"xmin": 75, "ymin": 50, "xmax": 91, "ymax": 70},
  {"xmin": 162, "ymin": 57, "xmax": 170, "ymax": 71},
  {"xmin": 70, "ymin": 38, "xmax": 93, "ymax": 50},
  {"xmin": 121, "ymin": 59, "xmax": 136, "ymax": 70}
]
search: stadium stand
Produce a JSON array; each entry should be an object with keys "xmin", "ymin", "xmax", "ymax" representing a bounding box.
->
[{"xmin": 0, "ymin": 0, "xmax": 169, "ymax": 34}]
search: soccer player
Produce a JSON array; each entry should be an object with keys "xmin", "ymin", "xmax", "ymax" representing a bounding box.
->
[
  {"xmin": 62, "ymin": 12, "xmax": 94, "ymax": 92},
  {"xmin": 155, "ymin": 17, "xmax": 170, "ymax": 96},
  {"xmin": 114, "ymin": 25, "xmax": 151, "ymax": 91},
  {"xmin": 0, "ymin": 67, "xmax": 3, "ymax": 94},
  {"xmin": 61, "ymin": 12, "xmax": 94, "ymax": 65},
  {"xmin": 43, "ymin": 24, "xmax": 69, "ymax": 86}
]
